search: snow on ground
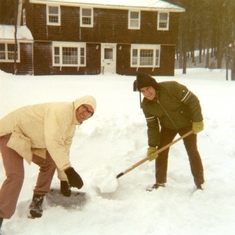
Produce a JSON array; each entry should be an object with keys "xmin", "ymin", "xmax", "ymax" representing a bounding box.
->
[{"xmin": 0, "ymin": 68, "xmax": 235, "ymax": 235}]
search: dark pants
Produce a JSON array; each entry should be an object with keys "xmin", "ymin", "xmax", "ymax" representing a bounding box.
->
[
  {"xmin": 155, "ymin": 127, "xmax": 204, "ymax": 187},
  {"xmin": 0, "ymin": 134, "xmax": 56, "ymax": 219}
]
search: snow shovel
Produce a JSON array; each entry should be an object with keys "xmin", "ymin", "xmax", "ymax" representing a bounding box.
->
[{"xmin": 116, "ymin": 130, "xmax": 193, "ymax": 178}]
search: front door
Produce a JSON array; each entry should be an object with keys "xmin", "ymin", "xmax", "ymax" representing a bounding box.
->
[{"xmin": 101, "ymin": 43, "xmax": 116, "ymax": 74}]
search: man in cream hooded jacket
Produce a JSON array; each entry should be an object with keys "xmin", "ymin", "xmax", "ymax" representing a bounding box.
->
[{"xmin": 0, "ymin": 95, "xmax": 96, "ymax": 224}]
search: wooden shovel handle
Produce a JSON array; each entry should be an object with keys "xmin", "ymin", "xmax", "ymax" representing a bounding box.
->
[{"xmin": 116, "ymin": 130, "xmax": 193, "ymax": 178}]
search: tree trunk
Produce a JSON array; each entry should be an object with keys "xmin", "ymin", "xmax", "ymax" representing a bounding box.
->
[{"xmin": 232, "ymin": 43, "xmax": 235, "ymax": 80}]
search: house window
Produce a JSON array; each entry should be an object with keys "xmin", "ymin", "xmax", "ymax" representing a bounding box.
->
[
  {"xmin": 62, "ymin": 47, "xmax": 78, "ymax": 64},
  {"xmin": 128, "ymin": 10, "xmax": 140, "ymax": 29},
  {"xmin": 131, "ymin": 44, "xmax": 160, "ymax": 68},
  {"xmin": 132, "ymin": 49, "xmax": 138, "ymax": 65},
  {"xmin": 157, "ymin": 12, "xmax": 169, "ymax": 30},
  {"xmin": 80, "ymin": 48, "xmax": 85, "ymax": 64},
  {"xmin": 52, "ymin": 42, "xmax": 86, "ymax": 67},
  {"xmin": 54, "ymin": 47, "xmax": 60, "ymax": 64},
  {"xmin": 104, "ymin": 48, "xmax": 113, "ymax": 59},
  {"xmin": 0, "ymin": 42, "xmax": 19, "ymax": 62},
  {"xmin": 80, "ymin": 7, "xmax": 93, "ymax": 27},
  {"xmin": 140, "ymin": 50, "xmax": 154, "ymax": 66},
  {"xmin": 47, "ymin": 5, "xmax": 60, "ymax": 25}
]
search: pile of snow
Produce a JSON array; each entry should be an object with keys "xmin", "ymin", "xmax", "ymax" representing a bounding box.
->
[
  {"xmin": 91, "ymin": 164, "xmax": 118, "ymax": 193},
  {"xmin": 0, "ymin": 68, "xmax": 235, "ymax": 235}
]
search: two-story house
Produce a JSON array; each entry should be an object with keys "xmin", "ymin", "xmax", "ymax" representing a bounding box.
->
[{"xmin": 0, "ymin": 0, "xmax": 184, "ymax": 75}]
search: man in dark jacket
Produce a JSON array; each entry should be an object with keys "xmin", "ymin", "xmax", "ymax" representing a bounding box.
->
[{"xmin": 135, "ymin": 73, "xmax": 204, "ymax": 190}]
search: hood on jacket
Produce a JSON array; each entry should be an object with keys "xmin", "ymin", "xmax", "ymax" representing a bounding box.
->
[{"xmin": 74, "ymin": 95, "xmax": 97, "ymax": 112}]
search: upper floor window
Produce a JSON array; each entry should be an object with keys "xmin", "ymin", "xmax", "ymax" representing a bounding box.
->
[
  {"xmin": 80, "ymin": 7, "xmax": 93, "ymax": 27},
  {"xmin": 157, "ymin": 12, "xmax": 169, "ymax": 30},
  {"xmin": 0, "ymin": 42, "xmax": 20, "ymax": 62},
  {"xmin": 128, "ymin": 10, "xmax": 140, "ymax": 29},
  {"xmin": 131, "ymin": 44, "xmax": 160, "ymax": 68},
  {"xmin": 52, "ymin": 42, "xmax": 86, "ymax": 67},
  {"xmin": 47, "ymin": 5, "xmax": 61, "ymax": 26}
]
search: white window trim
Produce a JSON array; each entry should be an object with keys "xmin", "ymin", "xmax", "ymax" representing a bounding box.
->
[
  {"xmin": 0, "ymin": 41, "xmax": 20, "ymax": 63},
  {"xmin": 157, "ymin": 12, "xmax": 169, "ymax": 31},
  {"xmin": 128, "ymin": 10, "xmax": 141, "ymax": 29},
  {"xmin": 130, "ymin": 44, "xmax": 161, "ymax": 68},
  {"xmin": 80, "ymin": 7, "xmax": 93, "ymax": 28},
  {"xmin": 52, "ymin": 41, "xmax": 86, "ymax": 67},
  {"xmin": 47, "ymin": 5, "xmax": 61, "ymax": 26}
]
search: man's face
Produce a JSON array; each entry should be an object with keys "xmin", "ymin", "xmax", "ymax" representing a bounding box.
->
[
  {"xmin": 76, "ymin": 104, "xmax": 94, "ymax": 123},
  {"xmin": 140, "ymin": 86, "xmax": 156, "ymax": 100}
]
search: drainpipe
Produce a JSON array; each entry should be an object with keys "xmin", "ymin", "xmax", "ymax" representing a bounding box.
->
[{"xmin": 17, "ymin": 0, "xmax": 23, "ymax": 26}]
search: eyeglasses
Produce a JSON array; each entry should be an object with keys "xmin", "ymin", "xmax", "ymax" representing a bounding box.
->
[{"xmin": 81, "ymin": 105, "xmax": 94, "ymax": 117}]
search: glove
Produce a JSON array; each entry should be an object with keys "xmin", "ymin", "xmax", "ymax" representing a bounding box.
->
[
  {"xmin": 147, "ymin": 147, "xmax": 158, "ymax": 161},
  {"xmin": 64, "ymin": 167, "xmax": 84, "ymax": 189},
  {"xmin": 60, "ymin": 181, "xmax": 71, "ymax": 197},
  {"xmin": 192, "ymin": 121, "xmax": 204, "ymax": 134}
]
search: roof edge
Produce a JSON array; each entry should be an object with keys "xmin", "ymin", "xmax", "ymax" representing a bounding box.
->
[{"xmin": 29, "ymin": 0, "xmax": 185, "ymax": 12}]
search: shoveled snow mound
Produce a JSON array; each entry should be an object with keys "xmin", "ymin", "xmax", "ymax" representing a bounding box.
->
[{"xmin": 91, "ymin": 164, "xmax": 118, "ymax": 193}]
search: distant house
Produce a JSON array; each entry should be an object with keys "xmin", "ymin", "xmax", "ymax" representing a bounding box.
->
[
  {"xmin": 0, "ymin": 25, "xmax": 34, "ymax": 75},
  {"xmin": 0, "ymin": 0, "xmax": 34, "ymax": 75},
  {"xmin": 0, "ymin": 0, "xmax": 184, "ymax": 75}
]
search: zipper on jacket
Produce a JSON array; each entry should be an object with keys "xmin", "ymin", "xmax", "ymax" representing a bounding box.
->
[{"xmin": 156, "ymin": 99, "xmax": 179, "ymax": 130}]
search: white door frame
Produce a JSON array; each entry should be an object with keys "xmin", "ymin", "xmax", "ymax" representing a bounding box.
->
[{"xmin": 101, "ymin": 43, "xmax": 117, "ymax": 74}]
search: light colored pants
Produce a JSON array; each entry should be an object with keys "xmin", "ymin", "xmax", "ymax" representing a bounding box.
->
[{"xmin": 0, "ymin": 134, "xmax": 56, "ymax": 219}]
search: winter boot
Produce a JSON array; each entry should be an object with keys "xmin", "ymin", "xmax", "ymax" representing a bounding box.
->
[
  {"xmin": 146, "ymin": 183, "xmax": 165, "ymax": 191},
  {"xmin": 29, "ymin": 194, "xmax": 44, "ymax": 218},
  {"xmin": 196, "ymin": 184, "xmax": 203, "ymax": 190}
]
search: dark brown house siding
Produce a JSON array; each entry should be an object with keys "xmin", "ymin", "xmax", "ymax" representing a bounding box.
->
[
  {"xmin": 116, "ymin": 44, "xmax": 131, "ymax": 75},
  {"xmin": 19, "ymin": 43, "xmax": 34, "ymax": 75},
  {"xmin": 0, "ymin": 61, "xmax": 15, "ymax": 74},
  {"xmin": 26, "ymin": 4, "xmax": 180, "ymax": 44},
  {"xmin": 33, "ymin": 41, "xmax": 52, "ymax": 75},
  {"xmin": 86, "ymin": 43, "xmax": 101, "ymax": 74},
  {"xmin": 159, "ymin": 45, "xmax": 176, "ymax": 76}
]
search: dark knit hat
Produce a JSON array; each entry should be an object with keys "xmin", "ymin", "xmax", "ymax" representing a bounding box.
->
[{"xmin": 135, "ymin": 73, "xmax": 158, "ymax": 91}]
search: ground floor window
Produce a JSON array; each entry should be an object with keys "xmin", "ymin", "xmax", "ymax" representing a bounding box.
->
[
  {"xmin": 131, "ymin": 44, "xmax": 160, "ymax": 68},
  {"xmin": 0, "ymin": 42, "xmax": 19, "ymax": 62},
  {"xmin": 52, "ymin": 42, "xmax": 86, "ymax": 67}
]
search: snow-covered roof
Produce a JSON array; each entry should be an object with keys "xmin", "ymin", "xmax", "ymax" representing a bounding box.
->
[
  {"xmin": 0, "ymin": 25, "xmax": 34, "ymax": 41},
  {"xmin": 29, "ymin": 0, "xmax": 184, "ymax": 12}
]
